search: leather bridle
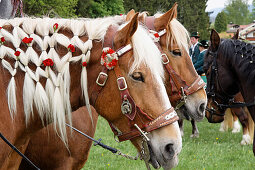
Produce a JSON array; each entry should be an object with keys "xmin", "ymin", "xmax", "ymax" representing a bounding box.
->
[
  {"xmin": 205, "ymin": 48, "xmax": 255, "ymax": 121},
  {"xmin": 91, "ymin": 25, "xmax": 179, "ymax": 142},
  {"xmin": 144, "ymin": 16, "xmax": 206, "ymax": 110}
]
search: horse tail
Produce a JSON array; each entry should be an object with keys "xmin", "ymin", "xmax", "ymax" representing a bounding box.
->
[
  {"xmin": 245, "ymin": 107, "xmax": 254, "ymax": 143},
  {"xmin": 224, "ymin": 108, "xmax": 233, "ymax": 130}
]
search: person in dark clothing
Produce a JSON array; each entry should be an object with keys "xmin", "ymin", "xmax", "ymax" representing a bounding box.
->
[
  {"xmin": 193, "ymin": 40, "xmax": 209, "ymax": 85},
  {"xmin": 189, "ymin": 32, "xmax": 200, "ymax": 64}
]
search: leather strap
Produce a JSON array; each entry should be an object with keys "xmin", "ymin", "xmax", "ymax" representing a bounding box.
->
[
  {"xmin": 144, "ymin": 18, "xmax": 206, "ymax": 101},
  {"xmin": 116, "ymin": 107, "xmax": 178, "ymax": 142},
  {"xmin": 184, "ymin": 76, "xmax": 206, "ymax": 96},
  {"xmin": 90, "ymin": 67, "xmax": 108, "ymax": 105},
  {"xmin": 114, "ymin": 64, "xmax": 137, "ymax": 120},
  {"xmin": 92, "ymin": 24, "xmax": 179, "ymax": 143}
]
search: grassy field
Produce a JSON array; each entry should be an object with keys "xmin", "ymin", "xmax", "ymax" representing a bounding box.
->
[{"xmin": 83, "ymin": 116, "xmax": 255, "ymax": 170}]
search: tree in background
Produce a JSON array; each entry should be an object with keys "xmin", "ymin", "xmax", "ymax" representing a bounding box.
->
[
  {"xmin": 77, "ymin": 0, "xmax": 124, "ymax": 18},
  {"xmin": 215, "ymin": 11, "xmax": 227, "ymax": 33},
  {"xmin": 24, "ymin": 0, "xmax": 78, "ymax": 18},
  {"xmin": 124, "ymin": 0, "xmax": 210, "ymax": 40},
  {"xmin": 176, "ymin": 0, "xmax": 210, "ymax": 40},
  {"xmin": 224, "ymin": 0, "xmax": 250, "ymax": 25},
  {"xmin": 124, "ymin": 0, "xmax": 170, "ymax": 15},
  {"xmin": 250, "ymin": 0, "xmax": 255, "ymax": 22},
  {"xmin": 23, "ymin": 0, "xmax": 210, "ymax": 40}
]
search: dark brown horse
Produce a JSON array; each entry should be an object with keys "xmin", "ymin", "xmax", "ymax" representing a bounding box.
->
[
  {"xmin": 204, "ymin": 29, "xmax": 255, "ymax": 155},
  {"xmin": 1, "ymin": 14, "xmax": 182, "ymax": 169},
  {"xmin": 206, "ymin": 92, "xmax": 254, "ymax": 145},
  {"xmin": 205, "ymin": 31, "xmax": 254, "ymax": 145}
]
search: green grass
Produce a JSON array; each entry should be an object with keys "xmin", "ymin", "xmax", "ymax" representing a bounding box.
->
[{"xmin": 83, "ymin": 116, "xmax": 255, "ymax": 170}]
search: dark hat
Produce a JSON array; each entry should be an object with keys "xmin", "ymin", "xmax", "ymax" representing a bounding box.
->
[
  {"xmin": 190, "ymin": 32, "xmax": 200, "ymax": 38},
  {"xmin": 198, "ymin": 40, "xmax": 209, "ymax": 48}
]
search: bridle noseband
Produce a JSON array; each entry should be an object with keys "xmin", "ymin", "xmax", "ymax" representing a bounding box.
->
[
  {"xmin": 91, "ymin": 25, "xmax": 179, "ymax": 143},
  {"xmin": 145, "ymin": 16, "xmax": 206, "ymax": 110}
]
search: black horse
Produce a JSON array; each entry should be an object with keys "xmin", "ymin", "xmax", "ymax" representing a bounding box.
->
[{"xmin": 204, "ymin": 29, "xmax": 255, "ymax": 155}]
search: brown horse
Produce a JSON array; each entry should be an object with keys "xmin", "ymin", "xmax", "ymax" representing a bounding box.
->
[
  {"xmin": 204, "ymin": 29, "xmax": 255, "ymax": 155},
  {"xmin": 19, "ymin": 106, "xmax": 98, "ymax": 170},
  {"xmin": 21, "ymin": 4, "xmax": 207, "ymax": 169},
  {"xmin": 135, "ymin": 3, "xmax": 207, "ymax": 138},
  {"xmin": 138, "ymin": 3, "xmax": 207, "ymax": 122},
  {"xmin": 1, "ymin": 14, "xmax": 182, "ymax": 169}
]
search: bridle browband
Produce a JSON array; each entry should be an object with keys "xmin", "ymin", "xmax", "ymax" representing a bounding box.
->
[
  {"xmin": 206, "ymin": 45, "xmax": 255, "ymax": 120},
  {"xmin": 145, "ymin": 16, "xmax": 206, "ymax": 110},
  {"xmin": 91, "ymin": 24, "xmax": 179, "ymax": 142}
]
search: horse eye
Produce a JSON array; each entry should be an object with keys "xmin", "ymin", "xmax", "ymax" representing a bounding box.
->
[
  {"xmin": 131, "ymin": 72, "xmax": 144, "ymax": 82},
  {"xmin": 171, "ymin": 50, "xmax": 182, "ymax": 56}
]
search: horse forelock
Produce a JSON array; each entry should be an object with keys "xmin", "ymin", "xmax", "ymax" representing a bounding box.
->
[
  {"xmin": 129, "ymin": 24, "xmax": 165, "ymax": 79},
  {"xmin": 167, "ymin": 19, "xmax": 190, "ymax": 53}
]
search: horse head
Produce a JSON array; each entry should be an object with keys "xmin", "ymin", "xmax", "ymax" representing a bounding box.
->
[
  {"xmin": 204, "ymin": 29, "xmax": 239, "ymax": 123},
  {"xmin": 80, "ymin": 14, "xmax": 182, "ymax": 169},
  {"xmin": 127, "ymin": 3, "xmax": 207, "ymax": 121}
]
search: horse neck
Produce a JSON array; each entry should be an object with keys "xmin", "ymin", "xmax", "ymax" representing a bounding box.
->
[
  {"xmin": 219, "ymin": 40, "xmax": 255, "ymax": 103},
  {"xmin": 0, "ymin": 0, "xmax": 13, "ymax": 19}
]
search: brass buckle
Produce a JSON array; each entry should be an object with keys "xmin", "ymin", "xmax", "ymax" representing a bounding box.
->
[
  {"xmin": 96, "ymin": 72, "xmax": 108, "ymax": 87},
  {"xmin": 161, "ymin": 54, "xmax": 169, "ymax": 64},
  {"xmin": 117, "ymin": 77, "xmax": 127, "ymax": 91}
]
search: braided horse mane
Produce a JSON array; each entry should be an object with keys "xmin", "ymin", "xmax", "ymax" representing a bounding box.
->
[{"xmin": 0, "ymin": 16, "xmax": 123, "ymax": 142}]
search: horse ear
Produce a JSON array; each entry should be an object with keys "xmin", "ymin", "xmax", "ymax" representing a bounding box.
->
[
  {"xmin": 154, "ymin": 2, "xmax": 178, "ymax": 31},
  {"xmin": 210, "ymin": 29, "xmax": 220, "ymax": 51},
  {"xmin": 126, "ymin": 9, "xmax": 136, "ymax": 21},
  {"xmin": 138, "ymin": 11, "xmax": 149, "ymax": 23},
  {"xmin": 231, "ymin": 29, "xmax": 239, "ymax": 40},
  {"xmin": 115, "ymin": 13, "xmax": 139, "ymax": 47}
]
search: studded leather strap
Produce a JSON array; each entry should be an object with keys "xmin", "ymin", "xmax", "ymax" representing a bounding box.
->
[{"xmin": 116, "ymin": 107, "xmax": 178, "ymax": 142}]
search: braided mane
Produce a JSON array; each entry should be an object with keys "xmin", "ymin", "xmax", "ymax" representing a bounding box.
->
[
  {"xmin": 0, "ymin": 15, "xmax": 165, "ymax": 143},
  {"xmin": 0, "ymin": 17, "xmax": 122, "ymax": 142}
]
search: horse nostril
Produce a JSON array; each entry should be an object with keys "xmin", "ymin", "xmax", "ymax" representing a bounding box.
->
[
  {"xmin": 164, "ymin": 143, "xmax": 175, "ymax": 159},
  {"xmin": 198, "ymin": 102, "xmax": 206, "ymax": 115}
]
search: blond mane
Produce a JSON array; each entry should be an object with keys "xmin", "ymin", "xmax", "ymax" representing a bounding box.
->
[
  {"xmin": 0, "ymin": 16, "xmax": 123, "ymax": 143},
  {"xmin": 167, "ymin": 18, "xmax": 190, "ymax": 52}
]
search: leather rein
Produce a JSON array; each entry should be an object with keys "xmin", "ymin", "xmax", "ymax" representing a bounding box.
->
[
  {"xmin": 91, "ymin": 25, "xmax": 179, "ymax": 142},
  {"xmin": 145, "ymin": 16, "xmax": 206, "ymax": 110}
]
